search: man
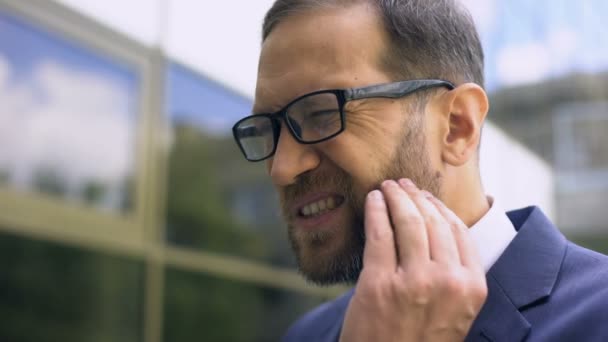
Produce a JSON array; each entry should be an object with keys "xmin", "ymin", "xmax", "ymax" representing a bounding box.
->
[{"xmin": 232, "ymin": 0, "xmax": 608, "ymax": 341}]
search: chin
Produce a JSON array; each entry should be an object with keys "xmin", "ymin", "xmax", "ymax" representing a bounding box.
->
[{"xmin": 290, "ymin": 223, "xmax": 364, "ymax": 286}]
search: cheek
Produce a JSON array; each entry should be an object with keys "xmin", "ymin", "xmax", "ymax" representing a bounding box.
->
[
  {"xmin": 423, "ymin": 120, "xmax": 445, "ymax": 169},
  {"xmin": 319, "ymin": 134, "xmax": 391, "ymax": 188},
  {"xmin": 347, "ymin": 112, "xmax": 394, "ymax": 139},
  {"xmin": 347, "ymin": 115, "xmax": 405, "ymax": 158}
]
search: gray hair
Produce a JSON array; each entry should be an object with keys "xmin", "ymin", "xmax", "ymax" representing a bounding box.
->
[{"xmin": 262, "ymin": 0, "xmax": 484, "ymax": 88}]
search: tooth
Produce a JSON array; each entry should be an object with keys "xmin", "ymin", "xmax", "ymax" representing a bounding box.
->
[
  {"xmin": 327, "ymin": 197, "xmax": 335, "ymax": 209},
  {"xmin": 318, "ymin": 200, "xmax": 327, "ymax": 211},
  {"xmin": 302, "ymin": 206, "xmax": 311, "ymax": 216},
  {"xmin": 311, "ymin": 202, "xmax": 319, "ymax": 215}
]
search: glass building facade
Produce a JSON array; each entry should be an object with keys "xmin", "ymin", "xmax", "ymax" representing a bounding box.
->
[
  {"xmin": 0, "ymin": 1, "xmax": 606, "ymax": 341},
  {"xmin": 0, "ymin": 1, "xmax": 333, "ymax": 341}
]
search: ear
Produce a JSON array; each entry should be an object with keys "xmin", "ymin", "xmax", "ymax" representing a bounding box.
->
[{"xmin": 440, "ymin": 83, "xmax": 489, "ymax": 167}]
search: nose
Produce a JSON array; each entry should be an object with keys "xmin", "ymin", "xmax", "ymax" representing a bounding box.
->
[{"xmin": 267, "ymin": 123, "xmax": 320, "ymax": 186}]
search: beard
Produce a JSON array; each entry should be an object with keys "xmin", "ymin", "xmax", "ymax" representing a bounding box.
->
[{"xmin": 279, "ymin": 114, "xmax": 442, "ymax": 285}]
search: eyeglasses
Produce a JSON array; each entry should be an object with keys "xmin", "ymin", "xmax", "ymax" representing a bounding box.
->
[{"xmin": 232, "ymin": 79, "xmax": 454, "ymax": 162}]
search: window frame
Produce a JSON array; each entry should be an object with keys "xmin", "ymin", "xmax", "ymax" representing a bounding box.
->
[{"xmin": 0, "ymin": 0, "xmax": 156, "ymax": 248}]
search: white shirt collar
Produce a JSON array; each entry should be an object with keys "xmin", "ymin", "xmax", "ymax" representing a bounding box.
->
[{"xmin": 468, "ymin": 197, "xmax": 517, "ymax": 273}]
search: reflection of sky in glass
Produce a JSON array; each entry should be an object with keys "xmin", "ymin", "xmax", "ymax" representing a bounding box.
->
[
  {"xmin": 0, "ymin": 11, "xmax": 139, "ymax": 212},
  {"xmin": 463, "ymin": 0, "xmax": 608, "ymax": 91},
  {"xmin": 167, "ymin": 62, "xmax": 251, "ymax": 136}
]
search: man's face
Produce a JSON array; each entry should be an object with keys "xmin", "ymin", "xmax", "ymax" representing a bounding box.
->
[{"xmin": 254, "ymin": 5, "xmax": 442, "ymax": 284}]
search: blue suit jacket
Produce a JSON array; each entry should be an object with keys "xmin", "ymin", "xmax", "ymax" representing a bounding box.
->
[{"xmin": 282, "ymin": 206, "xmax": 608, "ymax": 341}]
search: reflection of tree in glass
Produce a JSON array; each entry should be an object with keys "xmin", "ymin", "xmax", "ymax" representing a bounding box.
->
[
  {"xmin": 166, "ymin": 123, "xmax": 268, "ymax": 259},
  {"xmin": 120, "ymin": 175, "xmax": 135, "ymax": 213},
  {"xmin": 0, "ymin": 168, "xmax": 9, "ymax": 184},
  {"xmin": 33, "ymin": 165, "xmax": 68, "ymax": 196},
  {"xmin": 0, "ymin": 233, "xmax": 143, "ymax": 342},
  {"xmin": 163, "ymin": 268, "xmax": 322, "ymax": 342},
  {"xmin": 82, "ymin": 180, "xmax": 107, "ymax": 205},
  {"xmin": 29, "ymin": 163, "xmax": 131, "ymax": 212},
  {"xmin": 163, "ymin": 123, "xmax": 327, "ymax": 340},
  {"xmin": 200, "ymin": 123, "xmax": 297, "ymax": 266}
]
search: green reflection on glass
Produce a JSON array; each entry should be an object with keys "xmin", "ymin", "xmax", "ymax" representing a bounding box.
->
[
  {"xmin": 0, "ymin": 232, "xmax": 143, "ymax": 342},
  {"xmin": 164, "ymin": 268, "xmax": 323, "ymax": 342},
  {"xmin": 165, "ymin": 63, "xmax": 297, "ymax": 268}
]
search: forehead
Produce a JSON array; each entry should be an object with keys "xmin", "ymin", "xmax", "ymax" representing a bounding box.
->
[{"xmin": 254, "ymin": 4, "xmax": 390, "ymax": 113}]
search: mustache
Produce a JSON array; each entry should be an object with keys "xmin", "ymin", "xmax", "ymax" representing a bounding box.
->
[{"xmin": 279, "ymin": 169, "xmax": 356, "ymax": 217}]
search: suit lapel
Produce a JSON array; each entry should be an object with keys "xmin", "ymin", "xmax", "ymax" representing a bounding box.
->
[
  {"xmin": 466, "ymin": 207, "xmax": 567, "ymax": 341},
  {"xmin": 466, "ymin": 274, "xmax": 531, "ymax": 341}
]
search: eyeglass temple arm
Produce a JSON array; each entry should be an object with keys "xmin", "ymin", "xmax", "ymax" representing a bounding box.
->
[{"xmin": 344, "ymin": 79, "xmax": 455, "ymax": 101}]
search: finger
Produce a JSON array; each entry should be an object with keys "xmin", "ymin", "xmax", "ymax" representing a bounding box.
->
[
  {"xmin": 427, "ymin": 195, "xmax": 484, "ymax": 273},
  {"xmin": 398, "ymin": 179, "xmax": 461, "ymax": 265},
  {"xmin": 363, "ymin": 190, "xmax": 398, "ymax": 271},
  {"xmin": 381, "ymin": 180, "xmax": 430, "ymax": 266}
]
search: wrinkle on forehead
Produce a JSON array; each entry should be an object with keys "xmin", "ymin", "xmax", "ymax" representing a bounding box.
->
[
  {"xmin": 254, "ymin": 3, "xmax": 388, "ymax": 114},
  {"xmin": 254, "ymin": 65, "xmax": 341, "ymax": 113}
]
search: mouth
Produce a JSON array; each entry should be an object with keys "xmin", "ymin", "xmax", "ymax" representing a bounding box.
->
[
  {"xmin": 298, "ymin": 195, "xmax": 343, "ymax": 217},
  {"xmin": 292, "ymin": 194, "xmax": 345, "ymax": 226}
]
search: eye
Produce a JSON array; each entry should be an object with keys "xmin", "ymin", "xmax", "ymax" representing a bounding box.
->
[
  {"xmin": 306, "ymin": 109, "xmax": 340, "ymax": 125},
  {"xmin": 303, "ymin": 109, "xmax": 342, "ymax": 139},
  {"xmin": 310, "ymin": 109, "xmax": 339, "ymax": 117}
]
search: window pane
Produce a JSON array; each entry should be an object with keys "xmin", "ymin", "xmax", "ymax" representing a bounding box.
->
[
  {"xmin": 165, "ymin": 63, "xmax": 296, "ymax": 267},
  {"xmin": 467, "ymin": 0, "xmax": 608, "ymax": 238},
  {"xmin": 0, "ymin": 232, "xmax": 143, "ymax": 342},
  {"xmin": 554, "ymin": 105, "xmax": 608, "ymax": 172},
  {"xmin": 0, "ymin": 11, "xmax": 139, "ymax": 213},
  {"xmin": 163, "ymin": 268, "xmax": 323, "ymax": 342}
]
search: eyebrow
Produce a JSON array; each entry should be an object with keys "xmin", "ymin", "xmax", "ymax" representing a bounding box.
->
[{"xmin": 252, "ymin": 86, "xmax": 326, "ymax": 115}]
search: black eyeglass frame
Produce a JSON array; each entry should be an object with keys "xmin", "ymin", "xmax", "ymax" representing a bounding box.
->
[{"xmin": 233, "ymin": 79, "xmax": 455, "ymax": 162}]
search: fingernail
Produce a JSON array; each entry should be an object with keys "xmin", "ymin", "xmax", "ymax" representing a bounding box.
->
[
  {"xmin": 399, "ymin": 178, "xmax": 415, "ymax": 189},
  {"xmin": 368, "ymin": 190, "xmax": 384, "ymax": 202},
  {"xmin": 382, "ymin": 180, "xmax": 397, "ymax": 188}
]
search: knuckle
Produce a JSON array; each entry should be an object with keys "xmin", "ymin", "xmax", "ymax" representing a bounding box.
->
[
  {"xmin": 450, "ymin": 274, "xmax": 488, "ymax": 308},
  {"xmin": 422, "ymin": 214, "xmax": 442, "ymax": 227},
  {"xmin": 470, "ymin": 279, "xmax": 489, "ymax": 305},
  {"xmin": 442, "ymin": 271, "xmax": 467, "ymax": 296},
  {"xmin": 367, "ymin": 223, "xmax": 391, "ymax": 241},
  {"xmin": 387, "ymin": 284, "xmax": 404, "ymax": 303},
  {"xmin": 397, "ymin": 213, "xmax": 424, "ymax": 227},
  {"xmin": 357, "ymin": 277, "xmax": 384, "ymax": 301},
  {"xmin": 406, "ymin": 275, "xmax": 434, "ymax": 305},
  {"xmin": 388, "ymin": 276, "xmax": 407, "ymax": 296},
  {"xmin": 359, "ymin": 273, "xmax": 401, "ymax": 299}
]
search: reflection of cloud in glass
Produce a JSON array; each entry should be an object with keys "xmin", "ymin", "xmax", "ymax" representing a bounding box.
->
[{"xmin": 0, "ymin": 53, "xmax": 135, "ymax": 211}]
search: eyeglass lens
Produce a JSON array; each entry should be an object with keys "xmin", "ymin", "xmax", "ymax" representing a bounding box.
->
[
  {"xmin": 236, "ymin": 92, "xmax": 342, "ymax": 160},
  {"xmin": 235, "ymin": 116, "xmax": 276, "ymax": 161},
  {"xmin": 285, "ymin": 92, "xmax": 342, "ymax": 142}
]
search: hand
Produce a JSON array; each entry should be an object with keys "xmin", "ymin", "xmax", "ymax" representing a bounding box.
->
[{"xmin": 339, "ymin": 179, "xmax": 487, "ymax": 342}]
